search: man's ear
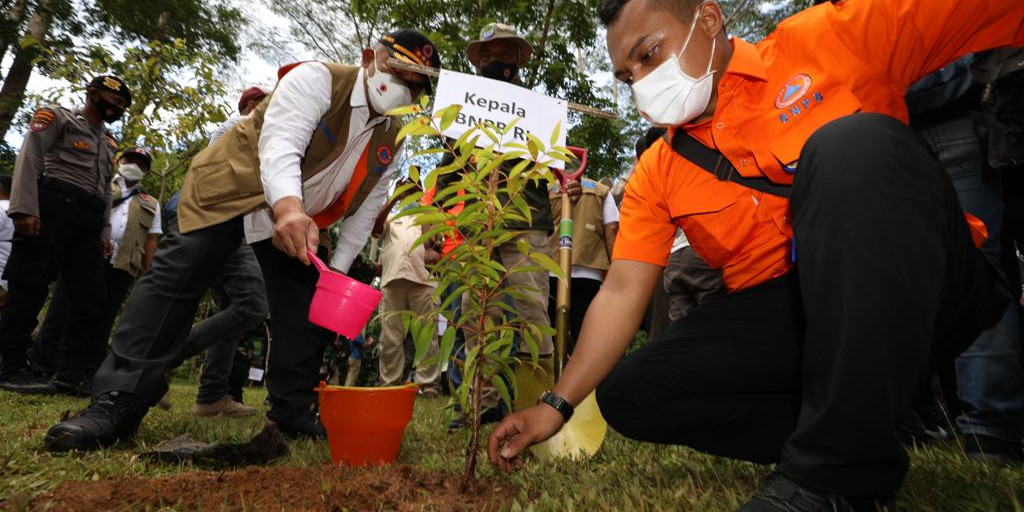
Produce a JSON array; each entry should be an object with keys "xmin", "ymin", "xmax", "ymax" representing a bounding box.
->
[{"xmin": 361, "ymin": 48, "xmax": 376, "ymax": 70}]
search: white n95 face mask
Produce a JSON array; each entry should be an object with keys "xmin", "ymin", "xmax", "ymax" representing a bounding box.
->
[
  {"xmin": 118, "ymin": 163, "xmax": 146, "ymax": 182},
  {"xmin": 631, "ymin": 11, "xmax": 717, "ymax": 127},
  {"xmin": 366, "ymin": 60, "xmax": 413, "ymax": 114}
]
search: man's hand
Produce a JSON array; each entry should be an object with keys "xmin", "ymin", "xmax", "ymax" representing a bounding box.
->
[
  {"xmin": 272, "ymin": 196, "xmax": 318, "ymax": 265},
  {"xmin": 101, "ymin": 238, "xmax": 113, "ymax": 258},
  {"xmin": 488, "ymin": 404, "xmax": 565, "ymax": 471},
  {"xmin": 565, "ymin": 180, "xmax": 582, "ymax": 203},
  {"xmin": 13, "ymin": 215, "xmax": 40, "ymax": 237}
]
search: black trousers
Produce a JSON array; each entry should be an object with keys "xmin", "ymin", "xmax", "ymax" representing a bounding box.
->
[
  {"xmin": 547, "ymin": 276, "xmax": 602, "ymax": 354},
  {"xmin": 596, "ymin": 114, "xmax": 1010, "ymax": 497},
  {"xmin": 92, "ymin": 218, "xmax": 243, "ymax": 404},
  {"xmin": 33, "ymin": 263, "xmax": 136, "ymax": 376},
  {"xmin": 251, "ymin": 240, "xmax": 334, "ymax": 422},
  {"xmin": 0, "ymin": 187, "xmax": 106, "ymax": 372}
]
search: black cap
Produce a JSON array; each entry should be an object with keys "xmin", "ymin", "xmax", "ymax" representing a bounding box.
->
[
  {"xmin": 120, "ymin": 147, "xmax": 152, "ymax": 168},
  {"xmin": 88, "ymin": 75, "xmax": 132, "ymax": 106},
  {"xmin": 379, "ymin": 29, "xmax": 441, "ymax": 93}
]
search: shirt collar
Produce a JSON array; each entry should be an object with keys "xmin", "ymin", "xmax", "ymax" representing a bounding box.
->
[
  {"xmin": 351, "ymin": 67, "xmax": 368, "ymax": 108},
  {"xmin": 113, "ymin": 174, "xmax": 136, "ymax": 195},
  {"xmin": 723, "ymin": 37, "xmax": 768, "ymax": 82}
]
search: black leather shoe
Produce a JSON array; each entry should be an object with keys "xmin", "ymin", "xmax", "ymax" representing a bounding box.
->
[
  {"xmin": 49, "ymin": 373, "xmax": 93, "ymax": 397},
  {"xmin": 1, "ymin": 372, "xmax": 92, "ymax": 397},
  {"xmin": 272, "ymin": 415, "xmax": 327, "ymax": 440},
  {"xmin": 44, "ymin": 391, "xmax": 150, "ymax": 452},
  {"xmin": 737, "ymin": 472, "xmax": 894, "ymax": 512},
  {"xmin": 0, "ymin": 367, "xmax": 51, "ymax": 392}
]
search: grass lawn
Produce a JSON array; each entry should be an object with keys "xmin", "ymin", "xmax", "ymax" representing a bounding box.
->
[{"xmin": 0, "ymin": 382, "xmax": 1022, "ymax": 511}]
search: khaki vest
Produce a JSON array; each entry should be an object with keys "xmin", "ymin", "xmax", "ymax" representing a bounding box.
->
[
  {"xmin": 111, "ymin": 181, "xmax": 158, "ymax": 278},
  {"xmin": 177, "ymin": 63, "xmax": 401, "ymax": 234},
  {"xmin": 549, "ymin": 178, "xmax": 612, "ymax": 272}
]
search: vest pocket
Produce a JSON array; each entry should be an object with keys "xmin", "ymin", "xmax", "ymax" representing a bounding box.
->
[{"xmin": 192, "ymin": 160, "xmax": 243, "ymax": 206}]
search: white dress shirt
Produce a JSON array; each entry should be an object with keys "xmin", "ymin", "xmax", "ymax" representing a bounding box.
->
[
  {"xmin": 0, "ymin": 199, "xmax": 13, "ymax": 289},
  {"xmin": 244, "ymin": 63, "xmax": 399, "ymax": 272},
  {"xmin": 109, "ymin": 175, "xmax": 162, "ymax": 263}
]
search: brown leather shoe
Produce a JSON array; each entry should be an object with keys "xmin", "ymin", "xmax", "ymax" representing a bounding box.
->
[{"xmin": 193, "ymin": 395, "xmax": 258, "ymax": 417}]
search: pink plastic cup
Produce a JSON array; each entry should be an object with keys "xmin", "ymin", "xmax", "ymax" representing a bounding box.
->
[{"xmin": 307, "ymin": 250, "xmax": 383, "ymax": 338}]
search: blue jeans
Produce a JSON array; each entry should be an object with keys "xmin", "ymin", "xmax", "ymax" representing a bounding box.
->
[{"xmin": 920, "ymin": 113, "xmax": 1024, "ymax": 442}]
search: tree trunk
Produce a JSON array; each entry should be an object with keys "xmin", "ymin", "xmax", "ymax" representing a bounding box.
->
[
  {"xmin": 0, "ymin": 0, "xmax": 29, "ymax": 78},
  {"xmin": 528, "ymin": 0, "xmax": 558, "ymax": 88},
  {"xmin": 0, "ymin": 0, "xmax": 55, "ymax": 142}
]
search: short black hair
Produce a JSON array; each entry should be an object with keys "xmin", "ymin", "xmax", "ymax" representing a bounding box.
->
[{"xmin": 600, "ymin": 0, "xmax": 699, "ymax": 27}]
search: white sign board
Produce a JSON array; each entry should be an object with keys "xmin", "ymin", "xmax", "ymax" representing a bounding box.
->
[
  {"xmin": 432, "ymin": 69, "xmax": 568, "ymax": 169},
  {"xmin": 248, "ymin": 367, "xmax": 265, "ymax": 382}
]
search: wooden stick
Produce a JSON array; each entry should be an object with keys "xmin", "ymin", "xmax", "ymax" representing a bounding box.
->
[{"xmin": 387, "ymin": 57, "xmax": 619, "ymax": 121}]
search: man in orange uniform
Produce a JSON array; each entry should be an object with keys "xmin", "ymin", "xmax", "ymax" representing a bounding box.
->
[{"xmin": 490, "ymin": 0, "xmax": 1024, "ymax": 510}]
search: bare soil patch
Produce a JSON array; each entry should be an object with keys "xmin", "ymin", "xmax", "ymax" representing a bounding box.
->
[{"xmin": 28, "ymin": 464, "xmax": 511, "ymax": 512}]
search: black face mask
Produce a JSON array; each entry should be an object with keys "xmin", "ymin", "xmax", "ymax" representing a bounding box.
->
[
  {"xmin": 481, "ymin": 61, "xmax": 519, "ymax": 83},
  {"xmin": 91, "ymin": 94, "xmax": 125, "ymax": 123}
]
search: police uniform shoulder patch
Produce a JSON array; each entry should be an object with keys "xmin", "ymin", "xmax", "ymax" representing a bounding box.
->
[
  {"xmin": 105, "ymin": 135, "xmax": 118, "ymax": 150},
  {"xmin": 376, "ymin": 144, "xmax": 393, "ymax": 165},
  {"xmin": 30, "ymin": 108, "xmax": 56, "ymax": 132}
]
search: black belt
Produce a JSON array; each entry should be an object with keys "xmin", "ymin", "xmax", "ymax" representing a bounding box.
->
[{"xmin": 39, "ymin": 177, "xmax": 106, "ymax": 213}]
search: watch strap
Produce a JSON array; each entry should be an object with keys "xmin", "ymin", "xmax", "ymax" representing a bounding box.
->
[{"xmin": 539, "ymin": 390, "xmax": 574, "ymax": 422}]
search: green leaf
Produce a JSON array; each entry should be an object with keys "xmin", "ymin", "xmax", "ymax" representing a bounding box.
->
[
  {"xmin": 529, "ymin": 251, "xmax": 565, "ymax": 280},
  {"xmin": 438, "ymin": 326, "xmax": 456, "ymax": 368},
  {"xmin": 438, "ymin": 104, "xmax": 462, "ymax": 132},
  {"xmin": 386, "ymin": 104, "xmax": 423, "ymax": 116},
  {"xmin": 549, "ymin": 120, "xmax": 562, "ymax": 147},
  {"xmin": 493, "ymin": 374, "xmax": 512, "ymax": 411}
]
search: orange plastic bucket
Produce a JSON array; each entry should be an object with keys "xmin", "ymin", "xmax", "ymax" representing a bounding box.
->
[{"xmin": 315, "ymin": 382, "xmax": 418, "ymax": 466}]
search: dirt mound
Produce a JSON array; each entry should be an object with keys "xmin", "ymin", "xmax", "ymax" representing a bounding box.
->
[{"xmin": 28, "ymin": 464, "xmax": 510, "ymax": 512}]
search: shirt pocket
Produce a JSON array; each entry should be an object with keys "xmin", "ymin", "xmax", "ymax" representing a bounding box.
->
[
  {"xmin": 56, "ymin": 136, "xmax": 99, "ymax": 170},
  {"xmin": 668, "ymin": 185, "xmax": 742, "ymax": 269},
  {"xmin": 769, "ymin": 88, "xmax": 862, "ymax": 169}
]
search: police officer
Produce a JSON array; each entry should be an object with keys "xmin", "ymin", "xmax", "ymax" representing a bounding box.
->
[
  {"xmin": 0, "ymin": 75, "xmax": 130, "ymax": 390},
  {"xmin": 44, "ymin": 30, "xmax": 440, "ymax": 451},
  {"xmin": 18, "ymin": 147, "xmax": 160, "ymax": 396}
]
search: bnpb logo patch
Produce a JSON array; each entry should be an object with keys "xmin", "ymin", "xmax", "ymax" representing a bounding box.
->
[
  {"xmin": 775, "ymin": 74, "xmax": 812, "ymax": 109},
  {"xmin": 377, "ymin": 145, "xmax": 393, "ymax": 165}
]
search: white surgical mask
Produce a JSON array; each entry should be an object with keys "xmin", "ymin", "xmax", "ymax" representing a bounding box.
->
[
  {"xmin": 366, "ymin": 60, "xmax": 413, "ymax": 114},
  {"xmin": 630, "ymin": 12, "xmax": 717, "ymax": 126},
  {"xmin": 118, "ymin": 163, "xmax": 146, "ymax": 182}
]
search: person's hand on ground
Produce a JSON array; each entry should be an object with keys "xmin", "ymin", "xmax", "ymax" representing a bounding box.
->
[
  {"xmin": 488, "ymin": 404, "xmax": 565, "ymax": 471},
  {"xmin": 13, "ymin": 215, "xmax": 40, "ymax": 237},
  {"xmin": 272, "ymin": 196, "xmax": 318, "ymax": 265},
  {"xmin": 565, "ymin": 180, "xmax": 582, "ymax": 203}
]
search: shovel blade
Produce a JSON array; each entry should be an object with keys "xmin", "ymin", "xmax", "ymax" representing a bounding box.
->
[
  {"xmin": 513, "ymin": 355, "xmax": 554, "ymax": 412},
  {"xmin": 529, "ymin": 391, "xmax": 607, "ymax": 461}
]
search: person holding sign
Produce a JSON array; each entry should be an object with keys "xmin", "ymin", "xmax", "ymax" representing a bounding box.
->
[
  {"xmin": 44, "ymin": 29, "xmax": 442, "ymax": 452},
  {"xmin": 490, "ymin": 0, "xmax": 1023, "ymax": 510},
  {"xmin": 441, "ymin": 23, "xmax": 582, "ymax": 429}
]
